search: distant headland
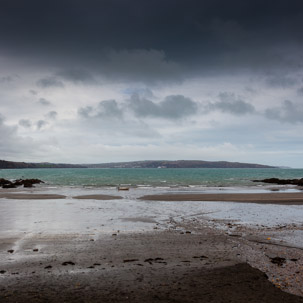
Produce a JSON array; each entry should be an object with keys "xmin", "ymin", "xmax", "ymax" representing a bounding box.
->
[{"xmin": 0, "ymin": 159, "xmax": 276, "ymax": 169}]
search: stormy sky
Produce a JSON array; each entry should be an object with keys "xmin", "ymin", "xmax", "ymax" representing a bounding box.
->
[{"xmin": 1, "ymin": 0, "xmax": 303, "ymax": 167}]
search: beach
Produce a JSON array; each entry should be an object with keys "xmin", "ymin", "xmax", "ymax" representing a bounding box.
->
[{"xmin": 1, "ymin": 183, "xmax": 303, "ymax": 302}]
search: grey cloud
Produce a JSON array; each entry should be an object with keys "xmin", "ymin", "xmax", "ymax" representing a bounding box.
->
[
  {"xmin": 0, "ymin": 114, "xmax": 35, "ymax": 158},
  {"xmin": 77, "ymin": 101, "xmax": 159, "ymax": 139},
  {"xmin": 37, "ymin": 76, "xmax": 64, "ymax": 88},
  {"xmin": 297, "ymin": 87, "xmax": 303, "ymax": 96},
  {"xmin": 0, "ymin": 115, "xmax": 17, "ymax": 139},
  {"xmin": 129, "ymin": 94, "xmax": 198, "ymax": 119},
  {"xmin": 29, "ymin": 89, "xmax": 38, "ymax": 95},
  {"xmin": 98, "ymin": 100, "xmax": 123, "ymax": 118},
  {"xmin": 0, "ymin": 76, "xmax": 13, "ymax": 83},
  {"xmin": 46, "ymin": 111, "xmax": 57, "ymax": 120},
  {"xmin": 266, "ymin": 75, "xmax": 298, "ymax": 88},
  {"xmin": 57, "ymin": 69, "xmax": 96, "ymax": 84},
  {"xmin": 19, "ymin": 119, "xmax": 32, "ymax": 128},
  {"xmin": 78, "ymin": 100, "xmax": 123, "ymax": 119},
  {"xmin": 123, "ymin": 88, "xmax": 155, "ymax": 99},
  {"xmin": 207, "ymin": 93, "xmax": 256, "ymax": 115},
  {"xmin": 265, "ymin": 100, "xmax": 303, "ymax": 123},
  {"xmin": 38, "ymin": 98, "xmax": 52, "ymax": 106},
  {"xmin": 36, "ymin": 120, "xmax": 48, "ymax": 129},
  {"xmin": 78, "ymin": 106, "xmax": 93, "ymax": 119}
]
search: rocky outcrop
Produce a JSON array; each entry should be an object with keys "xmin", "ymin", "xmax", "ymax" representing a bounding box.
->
[
  {"xmin": 0, "ymin": 178, "xmax": 44, "ymax": 188},
  {"xmin": 253, "ymin": 178, "xmax": 303, "ymax": 186}
]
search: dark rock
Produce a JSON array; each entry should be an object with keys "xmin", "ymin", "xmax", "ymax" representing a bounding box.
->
[
  {"xmin": 7, "ymin": 250, "xmax": 14, "ymax": 253},
  {"xmin": 193, "ymin": 255, "xmax": 208, "ymax": 259},
  {"xmin": 2, "ymin": 183, "xmax": 16, "ymax": 188},
  {"xmin": 0, "ymin": 178, "xmax": 44, "ymax": 188},
  {"xmin": 0, "ymin": 270, "xmax": 6, "ymax": 274},
  {"xmin": 62, "ymin": 261, "xmax": 75, "ymax": 266},
  {"xmin": 44, "ymin": 265, "xmax": 52, "ymax": 269},
  {"xmin": 270, "ymin": 257, "xmax": 286, "ymax": 266},
  {"xmin": 253, "ymin": 178, "xmax": 303, "ymax": 186},
  {"xmin": 0, "ymin": 178, "xmax": 12, "ymax": 186},
  {"xmin": 123, "ymin": 259, "xmax": 139, "ymax": 263}
]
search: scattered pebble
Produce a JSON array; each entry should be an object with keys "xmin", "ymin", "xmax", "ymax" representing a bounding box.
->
[
  {"xmin": 123, "ymin": 259, "xmax": 139, "ymax": 263},
  {"xmin": 62, "ymin": 261, "xmax": 75, "ymax": 266}
]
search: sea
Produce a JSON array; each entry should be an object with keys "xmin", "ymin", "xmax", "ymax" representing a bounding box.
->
[{"xmin": 0, "ymin": 167, "xmax": 302, "ymax": 189}]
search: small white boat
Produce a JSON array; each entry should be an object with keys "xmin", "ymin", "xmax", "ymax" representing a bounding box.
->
[{"xmin": 117, "ymin": 186, "xmax": 129, "ymax": 191}]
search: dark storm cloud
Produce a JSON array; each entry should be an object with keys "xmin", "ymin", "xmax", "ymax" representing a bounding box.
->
[
  {"xmin": 207, "ymin": 93, "xmax": 256, "ymax": 115},
  {"xmin": 1, "ymin": 0, "xmax": 302, "ymax": 82},
  {"xmin": 37, "ymin": 77, "xmax": 64, "ymax": 88},
  {"xmin": 57, "ymin": 69, "xmax": 96, "ymax": 84},
  {"xmin": 265, "ymin": 100, "xmax": 303, "ymax": 123},
  {"xmin": 128, "ymin": 94, "xmax": 198, "ymax": 119}
]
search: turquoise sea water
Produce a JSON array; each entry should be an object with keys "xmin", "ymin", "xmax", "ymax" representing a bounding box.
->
[{"xmin": 1, "ymin": 168, "xmax": 303, "ymax": 188}]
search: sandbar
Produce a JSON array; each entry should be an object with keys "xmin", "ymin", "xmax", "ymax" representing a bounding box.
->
[{"xmin": 140, "ymin": 192, "xmax": 303, "ymax": 205}]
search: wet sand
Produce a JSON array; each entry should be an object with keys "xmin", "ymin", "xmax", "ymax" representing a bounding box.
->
[
  {"xmin": 1, "ymin": 190, "xmax": 303, "ymax": 302},
  {"xmin": 0, "ymin": 193, "xmax": 66, "ymax": 199},
  {"xmin": 0, "ymin": 193, "xmax": 123, "ymax": 200},
  {"xmin": 73, "ymin": 194, "xmax": 122, "ymax": 200},
  {"xmin": 2, "ymin": 192, "xmax": 303, "ymax": 204},
  {"xmin": 1, "ymin": 230, "xmax": 303, "ymax": 303},
  {"xmin": 140, "ymin": 192, "xmax": 303, "ymax": 205}
]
